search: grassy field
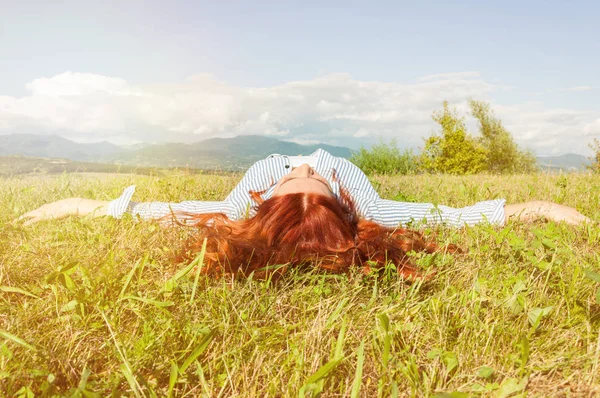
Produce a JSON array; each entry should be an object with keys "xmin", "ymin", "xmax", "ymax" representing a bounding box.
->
[
  {"xmin": 0, "ymin": 156, "xmax": 240, "ymax": 177},
  {"xmin": 1, "ymin": 171, "xmax": 600, "ymax": 397}
]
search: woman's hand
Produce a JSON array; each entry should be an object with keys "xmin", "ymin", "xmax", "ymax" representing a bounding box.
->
[
  {"xmin": 505, "ymin": 201, "xmax": 591, "ymax": 226},
  {"xmin": 15, "ymin": 198, "xmax": 109, "ymax": 226}
]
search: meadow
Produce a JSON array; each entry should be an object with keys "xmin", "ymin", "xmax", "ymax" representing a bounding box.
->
[{"xmin": 1, "ymin": 171, "xmax": 600, "ymax": 397}]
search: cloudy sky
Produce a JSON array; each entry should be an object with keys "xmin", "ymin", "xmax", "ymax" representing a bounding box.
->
[{"xmin": 1, "ymin": 0, "xmax": 598, "ymax": 155}]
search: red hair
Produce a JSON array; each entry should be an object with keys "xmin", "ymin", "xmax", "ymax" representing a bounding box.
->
[{"xmin": 176, "ymin": 185, "xmax": 459, "ymax": 280}]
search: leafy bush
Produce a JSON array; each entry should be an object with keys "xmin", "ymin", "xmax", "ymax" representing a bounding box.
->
[
  {"xmin": 419, "ymin": 101, "xmax": 488, "ymax": 174},
  {"xmin": 470, "ymin": 100, "xmax": 538, "ymax": 173},
  {"xmin": 587, "ymin": 138, "xmax": 600, "ymax": 173},
  {"xmin": 420, "ymin": 100, "xmax": 537, "ymax": 175},
  {"xmin": 350, "ymin": 139, "xmax": 417, "ymax": 175}
]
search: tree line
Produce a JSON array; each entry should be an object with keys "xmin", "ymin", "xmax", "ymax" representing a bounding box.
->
[{"xmin": 350, "ymin": 100, "xmax": 539, "ymax": 175}]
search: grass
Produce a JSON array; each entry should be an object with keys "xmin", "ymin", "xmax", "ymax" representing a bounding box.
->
[
  {"xmin": 1, "ymin": 171, "xmax": 600, "ymax": 397},
  {"xmin": 0, "ymin": 155, "xmax": 239, "ymax": 177}
]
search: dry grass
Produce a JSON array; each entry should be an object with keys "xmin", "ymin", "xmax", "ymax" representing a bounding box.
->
[{"xmin": 1, "ymin": 171, "xmax": 599, "ymax": 397}]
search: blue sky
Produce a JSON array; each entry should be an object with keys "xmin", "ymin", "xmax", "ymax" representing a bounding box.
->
[{"xmin": 1, "ymin": 0, "xmax": 599, "ymax": 154}]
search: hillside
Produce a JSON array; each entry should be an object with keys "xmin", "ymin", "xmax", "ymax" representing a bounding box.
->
[
  {"xmin": 0, "ymin": 134, "xmax": 122, "ymax": 161},
  {"xmin": 0, "ymin": 156, "xmax": 161, "ymax": 176},
  {"xmin": 0, "ymin": 134, "xmax": 352, "ymax": 170},
  {"xmin": 537, "ymin": 153, "xmax": 591, "ymax": 172},
  {"xmin": 1, "ymin": 133, "xmax": 593, "ymax": 172},
  {"xmin": 119, "ymin": 135, "xmax": 352, "ymax": 169}
]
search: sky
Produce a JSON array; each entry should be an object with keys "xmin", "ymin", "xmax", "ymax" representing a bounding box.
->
[{"xmin": 0, "ymin": 0, "xmax": 598, "ymax": 155}]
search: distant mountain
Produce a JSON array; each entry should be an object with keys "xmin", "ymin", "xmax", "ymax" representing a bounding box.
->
[
  {"xmin": 119, "ymin": 135, "xmax": 352, "ymax": 169},
  {"xmin": 0, "ymin": 134, "xmax": 123, "ymax": 161},
  {"xmin": 4, "ymin": 133, "xmax": 590, "ymax": 172},
  {"xmin": 537, "ymin": 154, "xmax": 591, "ymax": 172},
  {"xmin": 0, "ymin": 134, "xmax": 353, "ymax": 170}
]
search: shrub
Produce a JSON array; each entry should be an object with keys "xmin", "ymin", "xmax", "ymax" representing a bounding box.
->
[
  {"xmin": 419, "ymin": 101, "xmax": 487, "ymax": 174},
  {"xmin": 420, "ymin": 100, "xmax": 538, "ymax": 174},
  {"xmin": 587, "ymin": 138, "xmax": 600, "ymax": 173},
  {"xmin": 350, "ymin": 139, "xmax": 417, "ymax": 175},
  {"xmin": 469, "ymin": 99, "xmax": 538, "ymax": 173}
]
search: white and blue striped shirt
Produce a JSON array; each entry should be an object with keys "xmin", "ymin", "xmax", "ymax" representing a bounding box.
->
[{"xmin": 108, "ymin": 148, "xmax": 506, "ymax": 227}]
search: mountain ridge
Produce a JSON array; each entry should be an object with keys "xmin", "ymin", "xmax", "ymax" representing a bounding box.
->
[
  {"xmin": 0, "ymin": 133, "xmax": 592, "ymax": 171},
  {"xmin": 536, "ymin": 153, "xmax": 591, "ymax": 171},
  {"xmin": 0, "ymin": 134, "xmax": 353, "ymax": 170},
  {"xmin": 0, "ymin": 133, "xmax": 122, "ymax": 161}
]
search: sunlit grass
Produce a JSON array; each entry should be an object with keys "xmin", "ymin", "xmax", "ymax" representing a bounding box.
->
[{"xmin": 1, "ymin": 172, "xmax": 599, "ymax": 396}]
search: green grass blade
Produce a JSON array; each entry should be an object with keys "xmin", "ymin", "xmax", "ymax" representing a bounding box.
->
[
  {"xmin": 137, "ymin": 374, "xmax": 158, "ymax": 398},
  {"xmin": 334, "ymin": 317, "xmax": 347, "ymax": 359},
  {"xmin": 168, "ymin": 362, "xmax": 178, "ymax": 398},
  {"xmin": 301, "ymin": 357, "xmax": 344, "ymax": 390},
  {"xmin": 584, "ymin": 268, "xmax": 600, "ymax": 283},
  {"xmin": 119, "ymin": 255, "xmax": 147, "ymax": 299},
  {"xmin": 197, "ymin": 362, "xmax": 211, "ymax": 395},
  {"xmin": 0, "ymin": 330, "xmax": 36, "ymax": 351},
  {"xmin": 377, "ymin": 312, "xmax": 391, "ymax": 369},
  {"xmin": 120, "ymin": 363, "xmax": 142, "ymax": 398},
  {"xmin": 189, "ymin": 238, "xmax": 207, "ymax": 304},
  {"xmin": 179, "ymin": 330, "xmax": 215, "ymax": 373},
  {"xmin": 163, "ymin": 246, "xmax": 209, "ymax": 292},
  {"xmin": 325, "ymin": 297, "xmax": 349, "ymax": 328},
  {"xmin": 100, "ymin": 309, "xmax": 143, "ymax": 397},
  {"xmin": 350, "ymin": 341, "xmax": 365, "ymax": 398},
  {"xmin": 77, "ymin": 367, "xmax": 92, "ymax": 391},
  {"xmin": 120, "ymin": 295, "xmax": 174, "ymax": 307},
  {"xmin": 519, "ymin": 334, "xmax": 530, "ymax": 376},
  {"xmin": 0, "ymin": 285, "xmax": 40, "ymax": 299},
  {"xmin": 391, "ymin": 381, "xmax": 399, "ymax": 398}
]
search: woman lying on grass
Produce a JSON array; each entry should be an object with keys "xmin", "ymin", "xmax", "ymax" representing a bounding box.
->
[{"xmin": 18, "ymin": 149, "xmax": 591, "ymax": 279}]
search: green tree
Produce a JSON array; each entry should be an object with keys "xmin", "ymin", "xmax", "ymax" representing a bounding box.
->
[
  {"xmin": 469, "ymin": 99, "xmax": 537, "ymax": 173},
  {"xmin": 587, "ymin": 138, "xmax": 600, "ymax": 173},
  {"xmin": 420, "ymin": 101, "xmax": 487, "ymax": 174},
  {"xmin": 350, "ymin": 139, "xmax": 417, "ymax": 175}
]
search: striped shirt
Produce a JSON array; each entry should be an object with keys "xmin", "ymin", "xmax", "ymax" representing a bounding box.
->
[{"xmin": 108, "ymin": 148, "xmax": 506, "ymax": 227}]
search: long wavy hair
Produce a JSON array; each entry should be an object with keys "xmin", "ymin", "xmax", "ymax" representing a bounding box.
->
[{"xmin": 176, "ymin": 183, "xmax": 459, "ymax": 280}]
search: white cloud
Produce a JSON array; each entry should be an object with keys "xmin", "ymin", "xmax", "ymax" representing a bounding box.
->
[
  {"xmin": 584, "ymin": 119, "xmax": 600, "ymax": 136},
  {"xmin": 25, "ymin": 72, "xmax": 133, "ymax": 97},
  {"xmin": 491, "ymin": 104, "xmax": 596, "ymax": 155},
  {"xmin": 0, "ymin": 71, "xmax": 598, "ymax": 154}
]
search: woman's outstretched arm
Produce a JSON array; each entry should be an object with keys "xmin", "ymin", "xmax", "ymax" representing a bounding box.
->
[
  {"xmin": 362, "ymin": 197, "xmax": 507, "ymax": 228},
  {"xmin": 326, "ymin": 158, "xmax": 591, "ymax": 228},
  {"xmin": 105, "ymin": 185, "xmax": 236, "ymax": 222},
  {"xmin": 16, "ymin": 198, "xmax": 109, "ymax": 226},
  {"xmin": 504, "ymin": 201, "xmax": 591, "ymax": 225},
  {"xmin": 16, "ymin": 192, "xmax": 239, "ymax": 225},
  {"xmin": 16, "ymin": 157, "xmax": 279, "ymax": 226},
  {"xmin": 360, "ymin": 197, "xmax": 591, "ymax": 228}
]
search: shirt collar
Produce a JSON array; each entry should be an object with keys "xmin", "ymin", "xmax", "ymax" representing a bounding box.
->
[{"xmin": 261, "ymin": 148, "xmax": 339, "ymax": 200}]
